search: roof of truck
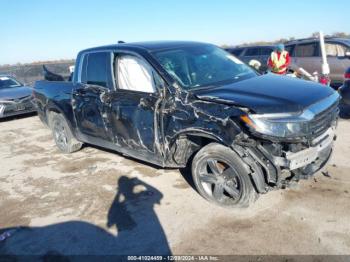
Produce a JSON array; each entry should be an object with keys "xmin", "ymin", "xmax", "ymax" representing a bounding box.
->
[{"xmin": 80, "ymin": 41, "xmax": 212, "ymax": 53}]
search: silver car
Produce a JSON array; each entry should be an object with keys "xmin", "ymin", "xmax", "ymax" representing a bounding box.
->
[
  {"xmin": 226, "ymin": 38, "xmax": 350, "ymax": 88},
  {"xmin": 0, "ymin": 76, "xmax": 36, "ymax": 118},
  {"xmin": 285, "ymin": 38, "xmax": 350, "ymax": 88}
]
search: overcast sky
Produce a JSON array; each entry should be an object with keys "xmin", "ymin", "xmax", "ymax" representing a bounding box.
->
[{"xmin": 1, "ymin": 0, "xmax": 348, "ymax": 64}]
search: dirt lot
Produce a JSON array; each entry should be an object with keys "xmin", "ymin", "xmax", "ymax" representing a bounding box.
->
[{"xmin": 0, "ymin": 114, "xmax": 350, "ymax": 256}]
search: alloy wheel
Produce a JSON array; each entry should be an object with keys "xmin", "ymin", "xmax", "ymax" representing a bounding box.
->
[
  {"xmin": 198, "ymin": 158, "xmax": 242, "ymax": 204},
  {"xmin": 53, "ymin": 120, "xmax": 68, "ymax": 151}
]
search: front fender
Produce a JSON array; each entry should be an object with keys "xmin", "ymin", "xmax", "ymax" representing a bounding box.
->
[
  {"xmin": 163, "ymin": 95, "xmax": 243, "ymax": 148},
  {"xmin": 162, "ymin": 93, "xmax": 244, "ymax": 166}
]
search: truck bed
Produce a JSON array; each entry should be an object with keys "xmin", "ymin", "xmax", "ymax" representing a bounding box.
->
[{"xmin": 33, "ymin": 80, "xmax": 75, "ymax": 126}]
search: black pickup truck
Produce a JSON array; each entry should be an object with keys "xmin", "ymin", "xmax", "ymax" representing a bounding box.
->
[{"xmin": 33, "ymin": 41, "xmax": 339, "ymax": 207}]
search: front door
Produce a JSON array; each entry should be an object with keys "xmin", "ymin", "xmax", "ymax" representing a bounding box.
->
[
  {"xmin": 109, "ymin": 53, "xmax": 164, "ymax": 161},
  {"xmin": 73, "ymin": 51, "xmax": 115, "ymax": 143},
  {"xmin": 324, "ymin": 42, "xmax": 350, "ymax": 85}
]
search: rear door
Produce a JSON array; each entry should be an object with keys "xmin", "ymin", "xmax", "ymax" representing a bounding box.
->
[
  {"xmin": 292, "ymin": 41, "xmax": 321, "ymax": 74},
  {"xmin": 342, "ymin": 44, "xmax": 350, "ymax": 70},
  {"xmin": 324, "ymin": 42, "xmax": 350, "ymax": 85},
  {"xmin": 324, "ymin": 42, "xmax": 346, "ymax": 84},
  {"xmin": 73, "ymin": 51, "xmax": 115, "ymax": 142},
  {"xmin": 343, "ymin": 44, "xmax": 350, "ymax": 79}
]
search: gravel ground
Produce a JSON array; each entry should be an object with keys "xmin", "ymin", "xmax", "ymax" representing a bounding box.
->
[{"xmin": 0, "ymin": 114, "xmax": 349, "ymax": 256}]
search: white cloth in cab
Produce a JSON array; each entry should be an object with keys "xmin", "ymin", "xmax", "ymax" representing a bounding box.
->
[{"xmin": 118, "ymin": 55, "xmax": 156, "ymax": 93}]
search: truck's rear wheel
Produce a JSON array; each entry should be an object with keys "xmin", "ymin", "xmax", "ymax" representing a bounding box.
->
[
  {"xmin": 191, "ymin": 143, "xmax": 258, "ymax": 208},
  {"xmin": 51, "ymin": 113, "xmax": 82, "ymax": 153}
]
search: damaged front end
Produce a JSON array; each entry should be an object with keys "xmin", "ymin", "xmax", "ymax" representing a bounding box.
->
[
  {"xmin": 232, "ymin": 92, "xmax": 339, "ymax": 192},
  {"xmin": 0, "ymin": 96, "xmax": 36, "ymax": 118}
]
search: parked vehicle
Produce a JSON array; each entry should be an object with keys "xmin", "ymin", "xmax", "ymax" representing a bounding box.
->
[
  {"xmin": 225, "ymin": 45, "xmax": 274, "ymax": 66},
  {"xmin": 0, "ymin": 75, "xmax": 36, "ymax": 118},
  {"xmin": 339, "ymin": 67, "xmax": 350, "ymax": 109},
  {"xmin": 227, "ymin": 38, "xmax": 350, "ymax": 88},
  {"xmin": 33, "ymin": 41, "xmax": 339, "ymax": 208},
  {"xmin": 285, "ymin": 38, "xmax": 350, "ymax": 88}
]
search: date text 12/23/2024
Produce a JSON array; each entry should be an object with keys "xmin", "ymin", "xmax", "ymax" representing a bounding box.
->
[{"xmin": 127, "ymin": 256, "xmax": 219, "ymax": 261}]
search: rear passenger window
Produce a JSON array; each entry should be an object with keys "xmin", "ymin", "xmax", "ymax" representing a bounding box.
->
[
  {"xmin": 285, "ymin": 45, "xmax": 295, "ymax": 55},
  {"xmin": 245, "ymin": 48, "xmax": 260, "ymax": 56},
  {"xmin": 325, "ymin": 43, "xmax": 338, "ymax": 57},
  {"xmin": 83, "ymin": 52, "xmax": 112, "ymax": 88},
  {"xmin": 260, "ymin": 48, "xmax": 273, "ymax": 56},
  {"xmin": 230, "ymin": 49, "xmax": 244, "ymax": 56},
  {"xmin": 294, "ymin": 43, "xmax": 317, "ymax": 57},
  {"xmin": 336, "ymin": 44, "xmax": 347, "ymax": 57},
  {"xmin": 325, "ymin": 43, "xmax": 347, "ymax": 57}
]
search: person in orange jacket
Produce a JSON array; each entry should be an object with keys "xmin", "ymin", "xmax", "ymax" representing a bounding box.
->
[{"xmin": 268, "ymin": 44, "xmax": 290, "ymax": 74}]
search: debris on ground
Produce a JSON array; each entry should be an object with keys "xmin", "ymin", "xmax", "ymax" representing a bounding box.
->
[{"xmin": 322, "ymin": 171, "xmax": 331, "ymax": 178}]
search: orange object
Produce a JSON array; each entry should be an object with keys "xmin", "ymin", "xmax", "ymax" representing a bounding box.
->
[{"xmin": 240, "ymin": 115, "xmax": 256, "ymax": 129}]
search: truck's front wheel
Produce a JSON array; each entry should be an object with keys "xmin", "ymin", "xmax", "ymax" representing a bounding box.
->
[
  {"xmin": 51, "ymin": 113, "xmax": 82, "ymax": 154},
  {"xmin": 192, "ymin": 143, "xmax": 258, "ymax": 208}
]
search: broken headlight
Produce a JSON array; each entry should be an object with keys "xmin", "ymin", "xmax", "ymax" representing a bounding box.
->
[{"xmin": 240, "ymin": 113, "xmax": 311, "ymax": 138}]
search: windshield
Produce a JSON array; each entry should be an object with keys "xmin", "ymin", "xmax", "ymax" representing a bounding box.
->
[
  {"xmin": 153, "ymin": 45, "xmax": 256, "ymax": 89},
  {"xmin": 344, "ymin": 39, "xmax": 350, "ymax": 48},
  {"xmin": 0, "ymin": 77, "xmax": 22, "ymax": 89}
]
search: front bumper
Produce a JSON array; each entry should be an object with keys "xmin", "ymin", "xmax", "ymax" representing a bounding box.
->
[
  {"xmin": 0, "ymin": 98, "xmax": 36, "ymax": 118},
  {"xmin": 275, "ymin": 127, "xmax": 335, "ymax": 170},
  {"xmin": 237, "ymin": 126, "xmax": 336, "ymax": 191}
]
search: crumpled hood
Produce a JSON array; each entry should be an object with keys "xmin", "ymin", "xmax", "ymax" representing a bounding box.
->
[
  {"xmin": 0, "ymin": 86, "xmax": 32, "ymax": 101},
  {"xmin": 193, "ymin": 74, "xmax": 335, "ymax": 114}
]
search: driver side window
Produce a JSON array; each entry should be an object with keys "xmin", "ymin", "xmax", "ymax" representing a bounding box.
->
[{"xmin": 116, "ymin": 54, "xmax": 157, "ymax": 93}]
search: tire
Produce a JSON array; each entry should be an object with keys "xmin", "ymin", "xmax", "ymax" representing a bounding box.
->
[
  {"xmin": 50, "ymin": 113, "xmax": 82, "ymax": 153},
  {"xmin": 191, "ymin": 143, "xmax": 258, "ymax": 208}
]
